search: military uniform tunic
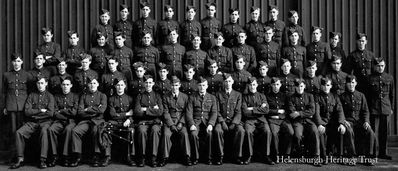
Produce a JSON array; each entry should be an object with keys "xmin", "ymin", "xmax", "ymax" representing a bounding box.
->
[{"xmin": 207, "ymin": 46, "xmax": 234, "ymax": 73}]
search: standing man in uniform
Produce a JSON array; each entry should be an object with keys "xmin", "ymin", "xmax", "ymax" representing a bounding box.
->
[
  {"xmin": 63, "ymin": 30, "xmax": 85, "ymax": 76},
  {"xmin": 10, "ymin": 76, "xmax": 54, "ymax": 169},
  {"xmin": 134, "ymin": 31, "xmax": 160, "ymax": 79},
  {"xmin": 91, "ymin": 9, "xmax": 114, "ymax": 49},
  {"xmin": 265, "ymin": 5, "xmax": 285, "ymax": 46},
  {"xmin": 222, "ymin": 8, "xmax": 243, "ymax": 48},
  {"xmin": 180, "ymin": 6, "xmax": 201, "ymax": 49},
  {"xmin": 282, "ymin": 10, "xmax": 307, "ymax": 47},
  {"xmin": 133, "ymin": 2, "xmax": 157, "ymax": 47},
  {"xmin": 245, "ymin": 6, "xmax": 265, "ymax": 48},
  {"xmin": 160, "ymin": 29, "xmax": 185, "ymax": 78},
  {"xmin": 307, "ymin": 26, "xmax": 331, "ymax": 75},
  {"xmin": 73, "ymin": 54, "xmax": 98, "ymax": 94},
  {"xmin": 282, "ymin": 28, "xmax": 307, "ymax": 77},
  {"xmin": 369, "ymin": 58, "xmax": 394, "ymax": 160},
  {"xmin": 114, "ymin": 4, "xmax": 133, "ymax": 49},
  {"xmin": 186, "ymin": 77, "xmax": 218, "ymax": 165},
  {"xmin": 231, "ymin": 30, "xmax": 257, "ymax": 73},
  {"xmin": 112, "ymin": 31, "xmax": 134, "ymax": 80},
  {"xmin": 201, "ymin": 3, "xmax": 222, "ymax": 51},
  {"xmin": 100, "ymin": 57, "xmax": 126, "ymax": 97},
  {"xmin": 37, "ymin": 27, "xmax": 62, "ymax": 76},
  {"xmin": 255, "ymin": 26, "xmax": 281, "ymax": 77},
  {"xmin": 157, "ymin": 5, "xmax": 179, "ymax": 46},
  {"xmin": 207, "ymin": 32, "xmax": 234, "ymax": 73}
]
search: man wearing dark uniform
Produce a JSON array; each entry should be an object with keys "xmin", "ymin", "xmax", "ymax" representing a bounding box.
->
[
  {"xmin": 207, "ymin": 32, "xmax": 234, "ymax": 73},
  {"xmin": 231, "ymin": 30, "xmax": 257, "ymax": 73},
  {"xmin": 73, "ymin": 54, "xmax": 98, "ymax": 93},
  {"xmin": 111, "ymin": 31, "xmax": 134, "ymax": 80},
  {"xmin": 100, "ymin": 57, "xmax": 126, "ymax": 97},
  {"xmin": 282, "ymin": 10, "xmax": 307, "ymax": 47},
  {"xmin": 231, "ymin": 55, "xmax": 252, "ymax": 93},
  {"xmin": 245, "ymin": 7, "xmax": 265, "ymax": 48},
  {"xmin": 204, "ymin": 59, "xmax": 223, "ymax": 95},
  {"xmin": 134, "ymin": 31, "xmax": 160, "ymax": 79},
  {"xmin": 89, "ymin": 32, "xmax": 113, "ymax": 76},
  {"xmin": 200, "ymin": 3, "xmax": 222, "ymax": 51},
  {"xmin": 282, "ymin": 28, "xmax": 307, "ymax": 77},
  {"xmin": 63, "ymin": 30, "xmax": 85, "ymax": 75},
  {"xmin": 303, "ymin": 60, "xmax": 321, "ymax": 96},
  {"xmin": 221, "ymin": 8, "xmax": 243, "ymax": 48},
  {"xmin": 49, "ymin": 60, "xmax": 72, "ymax": 95},
  {"xmin": 29, "ymin": 52, "xmax": 52, "ymax": 93},
  {"xmin": 133, "ymin": 2, "xmax": 157, "ymax": 47},
  {"xmin": 184, "ymin": 34, "xmax": 208, "ymax": 76},
  {"xmin": 180, "ymin": 6, "xmax": 201, "ymax": 49},
  {"xmin": 265, "ymin": 5, "xmax": 285, "ymax": 46},
  {"xmin": 114, "ymin": 4, "xmax": 133, "ymax": 49},
  {"xmin": 279, "ymin": 59, "xmax": 298, "ymax": 95},
  {"xmin": 255, "ymin": 27, "xmax": 281, "ymax": 77},
  {"xmin": 306, "ymin": 26, "xmax": 332, "ymax": 75},
  {"xmin": 160, "ymin": 29, "xmax": 185, "ymax": 78},
  {"xmin": 91, "ymin": 9, "xmax": 114, "ymax": 49},
  {"xmin": 326, "ymin": 55, "xmax": 348, "ymax": 95},
  {"xmin": 180, "ymin": 64, "xmax": 198, "ymax": 96},
  {"xmin": 37, "ymin": 27, "xmax": 62, "ymax": 76},
  {"xmin": 153, "ymin": 63, "xmax": 171, "ymax": 96},
  {"xmin": 157, "ymin": 5, "xmax": 179, "ymax": 46}
]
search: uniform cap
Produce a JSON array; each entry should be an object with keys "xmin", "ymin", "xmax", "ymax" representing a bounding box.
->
[
  {"xmin": 235, "ymin": 54, "xmax": 246, "ymax": 61},
  {"xmin": 311, "ymin": 26, "xmax": 323, "ymax": 33},
  {"xmin": 36, "ymin": 75, "xmax": 49, "ymax": 82},
  {"xmin": 294, "ymin": 78, "xmax": 305, "ymax": 86},
  {"xmin": 320, "ymin": 77, "xmax": 331, "ymax": 86},
  {"xmin": 99, "ymin": 9, "xmax": 110, "ymax": 16},
  {"xmin": 140, "ymin": 2, "xmax": 150, "ymax": 9},
  {"xmin": 60, "ymin": 76, "xmax": 73, "ymax": 83},
  {"xmin": 167, "ymin": 28, "xmax": 178, "ymax": 35},
  {"xmin": 120, "ymin": 4, "xmax": 128, "ymax": 11},
  {"xmin": 207, "ymin": 58, "xmax": 217, "ymax": 66},
  {"xmin": 11, "ymin": 53, "xmax": 22, "ymax": 61},
  {"xmin": 268, "ymin": 4, "xmax": 279, "ymax": 11},
  {"xmin": 114, "ymin": 31, "xmax": 125, "ymax": 38},
  {"xmin": 248, "ymin": 77, "xmax": 257, "ymax": 84},
  {"xmin": 229, "ymin": 8, "xmax": 239, "ymax": 14},
  {"xmin": 186, "ymin": 5, "xmax": 196, "ymax": 12},
  {"xmin": 184, "ymin": 64, "xmax": 195, "ymax": 71},
  {"xmin": 67, "ymin": 30, "xmax": 78, "ymax": 37},
  {"xmin": 346, "ymin": 75, "xmax": 357, "ymax": 82},
  {"xmin": 158, "ymin": 62, "xmax": 168, "ymax": 70},
  {"xmin": 288, "ymin": 10, "xmax": 298, "ymax": 18},
  {"xmin": 41, "ymin": 27, "xmax": 53, "ymax": 35},
  {"xmin": 133, "ymin": 62, "xmax": 145, "ymax": 70},
  {"xmin": 113, "ymin": 78, "xmax": 127, "ymax": 86},
  {"xmin": 86, "ymin": 75, "xmax": 98, "ymax": 83},
  {"xmin": 271, "ymin": 77, "xmax": 281, "ymax": 84},
  {"xmin": 164, "ymin": 5, "xmax": 173, "ymax": 11},
  {"xmin": 250, "ymin": 6, "xmax": 260, "ymax": 12},
  {"xmin": 331, "ymin": 55, "xmax": 342, "ymax": 62},
  {"xmin": 222, "ymin": 73, "xmax": 232, "ymax": 80},
  {"xmin": 356, "ymin": 33, "xmax": 367, "ymax": 39},
  {"xmin": 287, "ymin": 28, "xmax": 299, "ymax": 36},
  {"xmin": 373, "ymin": 57, "xmax": 385, "ymax": 65},
  {"xmin": 258, "ymin": 60, "xmax": 268, "ymax": 67},
  {"xmin": 143, "ymin": 75, "xmax": 153, "ymax": 82},
  {"xmin": 96, "ymin": 32, "xmax": 107, "ymax": 39},
  {"xmin": 306, "ymin": 60, "xmax": 317, "ymax": 67},
  {"xmin": 281, "ymin": 58, "xmax": 290, "ymax": 65},
  {"xmin": 190, "ymin": 33, "xmax": 200, "ymax": 41},
  {"xmin": 264, "ymin": 26, "xmax": 273, "ymax": 32},
  {"xmin": 198, "ymin": 76, "xmax": 208, "ymax": 84},
  {"xmin": 214, "ymin": 32, "xmax": 223, "ymax": 38},
  {"xmin": 329, "ymin": 32, "xmax": 341, "ymax": 39}
]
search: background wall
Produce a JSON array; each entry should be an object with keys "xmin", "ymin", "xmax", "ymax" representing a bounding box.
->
[{"xmin": 0, "ymin": 0, "xmax": 397, "ymax": 156}]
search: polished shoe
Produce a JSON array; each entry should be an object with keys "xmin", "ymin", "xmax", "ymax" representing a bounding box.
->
[
  {"xmin": 192, "ymin": 158, "xmax": 198, "ymax": 165},
  {"xmin": 265, "ymin": 156, "xmax": 275, "ymax": 165},
  {"xmin": 92, "ymin": 157, "xmax": 100, "ymax": 167},
  {"xmin": 215, "ymin": 156, "xmax": 223, "ymax": 165},
  {"xmin": 127, "ymin": 159, "xmax": 136, "ymax": 166},
  {"xmin": 185, "ymin": 156, "xmax": 192, "ymax": 166},
  {"xmin": 378, "ymin": 154, "xmax": 392, "ymax": 160},
  {"xmin": 39, "ymin": 159, "xmax": 47, "ymax": 169},
  {"xmin": 243, "ymin": 156, "xmax": 251, "ymax": 165},
  {"xmin": 100, "ymin": 156, "xmax": 111, "ymax": 167},
  {"xmin": 9, "ymin": 158, "xmax": 24, "ymax": 169},
  {"xmin": 150, "ymin": 156, "xmax": 157, "ymax": 167},
  {"xmin": 207, "ymin": 159, "xmax": 213, "ymax": 165},
  {"xmin": 62, "ymin": 158, "xmax": 70, "ymax": 167},
  {"xmin": 158, "ymin": 158, "xmax": 167, "ymax": 167},
  {"xmin": 47, "ymin": 156, "xmax": 58, "ymax": 167},
  {"xmin": 137, "ymin": 158, "xmax": 145, "ymax": 167},
  {"xmin": 69, "ymin": 157, "xmax": 81, "ymax": 167},
  {"xmin": 236, "ymin": 158, "xmax": 244, "ymax": 165}
]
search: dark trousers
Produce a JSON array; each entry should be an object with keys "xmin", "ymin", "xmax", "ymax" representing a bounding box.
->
[
  {"xmin": 5, "ymin": 112, "xmax": 24, "ymax": 156},
  {"xmin": 48, "ymin": 120, "xmax": 76, "ymax": 156},
  {"xmin": 159, "ymin": 125, "xmax": 190, "ymax": 158},
  {"xmin": 213, "ymin": 122, "xmax": 245, "ymax": 159},
  {"xmin": 370, "ymin": 115, "xmax": 388, "ymax": 156},
  {"xmin": 71, "ymin": 120, "xmax": 104, "ymax": 155},
  {"xmin": 268, "ymin": 119, "xmax": 294, "ymax": 156},
  {"xmin": 344, "ymin": 121, "xmax": 376, "ymax": 156},
  {"xmin": 15, "ymin": 121, "xmax": 51, "ymax": 158},
  {"xmin": 244, "ymin": 119, "xmax": 272, "ymax": 157},
  {"xmin": 189, "ymin": 123, "xmax": 212, "ymax": 161},
  {"xmin": 136, "ymin": 124, "xmax": 161, "ymax": 158},
  {"xmin": 108, "ymin": 121, "xmax": 135, "ymax": 159},
  {"xmin": 319, "ymin": 124, "xmax": 343, "ymax": 157},
  {"xmin": 292, "ymin": 120, "xmax": 320, "ymax": 156}
]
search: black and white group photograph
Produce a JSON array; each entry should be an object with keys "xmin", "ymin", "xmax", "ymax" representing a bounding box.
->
[{"xmin": 0, "ymin": 0, "xmax": 397, "ymax": 170}]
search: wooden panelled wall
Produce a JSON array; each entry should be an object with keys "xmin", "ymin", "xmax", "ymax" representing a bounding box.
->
[{"xmin": 0, "ymin": 0, "xmax": 397, "ymax": 137}]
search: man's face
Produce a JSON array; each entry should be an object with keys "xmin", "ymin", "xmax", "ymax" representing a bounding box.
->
[
  {"xmin": 269, "ymin": 9, "xmax": 279, "ymax": 20},
  {"xmin": 271, "ymin": 80, "xmax": 282, "ymax": 93},
  {"xmin": 289, "ymin": 32, "xmax": 299, "ymax": 45},
  {"xmin": 375, "ymin": 61, "xmax": 386, "ymax": 73},
  {"xmin": 165, "ymin": 8, "xmax": 174, "ymax": 19},
  {"xmin": 88, "ymin": 79, "xmax": 99, "ymax": 92},
  {"xmin": 100, "ymin": 13, "xmax": 110, "ymax": 25},
  {"xmin": 259, "ymin": 65, "xmax": 269, "ymax": 76},
  {"xmin": 69, "ymin": 33, "xmax": 79, "ymax": 46},
  {"xmin": 35, "ymin": 55, "xmax": 45, "ymax": 67},
  {"xmin": 12, "ymin": 58, "xmax": 23, "ymax": 70},
  {"xmin": 144, "ymin": 78, "xmax": 155, "ymax": 92},
  {"xmin": 306, "ymin": 64, "xmax": 317, "ymax": 77},
  {"xmin": 230, "ymin": 11, "xmax": 239, "ymax": 23},
  {"xmin": 120, "ymin": 8, "xmax": 129, "ymax": 20},
  {"xmin": 235, "ymin": 58, "xmax": 245, "ymax": 70},
  {"xmin": 192, "ymin": 36, "xmax": 201, "ymax": 48},
  {"xmin": 289, "ymin": 13, "xmax": 299, "ymax": 24},
  {"xmin": 61, "ymin": 80, "xmax": 72, "ymax": 94},
  {"xmin": 169, "ymin": 31, "xmax": 179, "ymax": 43},
  {"xmin": 295, "ymin": 83, "xmax": 305, "ymax": 94},
  {"xmin": 184, "ymin": 68, "xmax": 195, "ymax": 80},
  {"xmin": 135, "ymin": 67, "xmax": 146, "ymax": 78},
  {"xmin": 237, "ymin": 32, "xmax": 247, "ymax": 44},
  {"xmin": 108, "ymin": 59, "xmax": 118, "ymax": 72},
  {"xmin": 187, "ymin": 9, "xmax": 196, "ymax": 20},
  {"xmin": 42, "ymin": 31, "xmax": 53, "ymax": 43},
  {"xmin": 248, "ymin": 80, "xmax": 258, "ymax": 93},
  {"xmin": 224, "ymin": 77, "xmax": 234, "ymax": 90},
  {"xmin": 250, "ymin": 9, "xmax": 260, "ymax": 21},
  {"xmin": 208, "ymin": 63, "xmax": 218, "ymax": 75},
  {"xmin": 215, "ymin": 36, "xmax": 224, "ymax": 46},
  {"xmin": 115, "ymin": 35, "xmax": 125, "ymax": 47},
  {"xmin": 264, "ymin": 29, "xmax": 274, "ymax": 42},
  {"xmin": 57, "ymin": 61, "xmax": 67, "ymax": 74},
  {"xmin": 357, "ymin": 37, "xmax": 367, "ymax": 50},
  {"xmin": 159, "ymin": 69, "xmax": 168, "ymax": 80},
  {"xmin": 331, "ymin": 59, "xmax": 342, "ymax": 72},
  {"xmin": 115, "ymin": 80, "xmax": 126, "ymax": 94},
  {"xmin": 346, "ymin": 79, "xmax": 357, "ymax": 92},
  {"xmin": 207, "ymin": 6, "xmax": 216, "ymax": 17},
  {"xmin": 321, "ymin": 80, "xmax": 332, "ymax": 94},
  {"xmin": 312, "ymin": 29, "xmax": 322, "ymax": 42},
  {"xmin": 330, "ymin": 35, "xmax": 339, "ymax": 48},
  {"xmin": 281, "ymin": 62, "xmax": 291, "ymax": 75},
  {"xmin": 36, "ymin": 78, "xmax": 48, "ymax": 92},
  {"xmin": 171, "ymin": 82, "xmax": 181, "ymax": 93},
  {"xmin": 97, "ymin": 36, "xmax": 107, "ymax": 46},
  {"xmin": 198, "ymin": 81, "xmax": 208, "ymax": 94},
  {"xmin": 81, "ymin": 58, "xmax": 91, "ymax": 70},
  {"xmin": 141, "ymin": 7, "xmax": 151, "ymax": 18},
  {"xmin": 142, "ymin": 33, "xmax": 152, "ymax": 46}
]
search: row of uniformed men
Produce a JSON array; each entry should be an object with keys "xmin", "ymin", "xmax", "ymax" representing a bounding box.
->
[{"xmin": 5, "ymin": 50, "xmax": 393, "ymax": 168}]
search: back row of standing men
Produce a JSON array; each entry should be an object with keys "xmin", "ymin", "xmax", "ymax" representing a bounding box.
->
[{"xmin": 3, "ymin": 1, "xmax": 393, "ymax": 169}]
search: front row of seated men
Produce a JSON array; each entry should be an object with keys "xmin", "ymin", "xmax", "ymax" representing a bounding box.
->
[{"xmin": 9, "ymin": 58, "xmax": 388, "ymax": 169}]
